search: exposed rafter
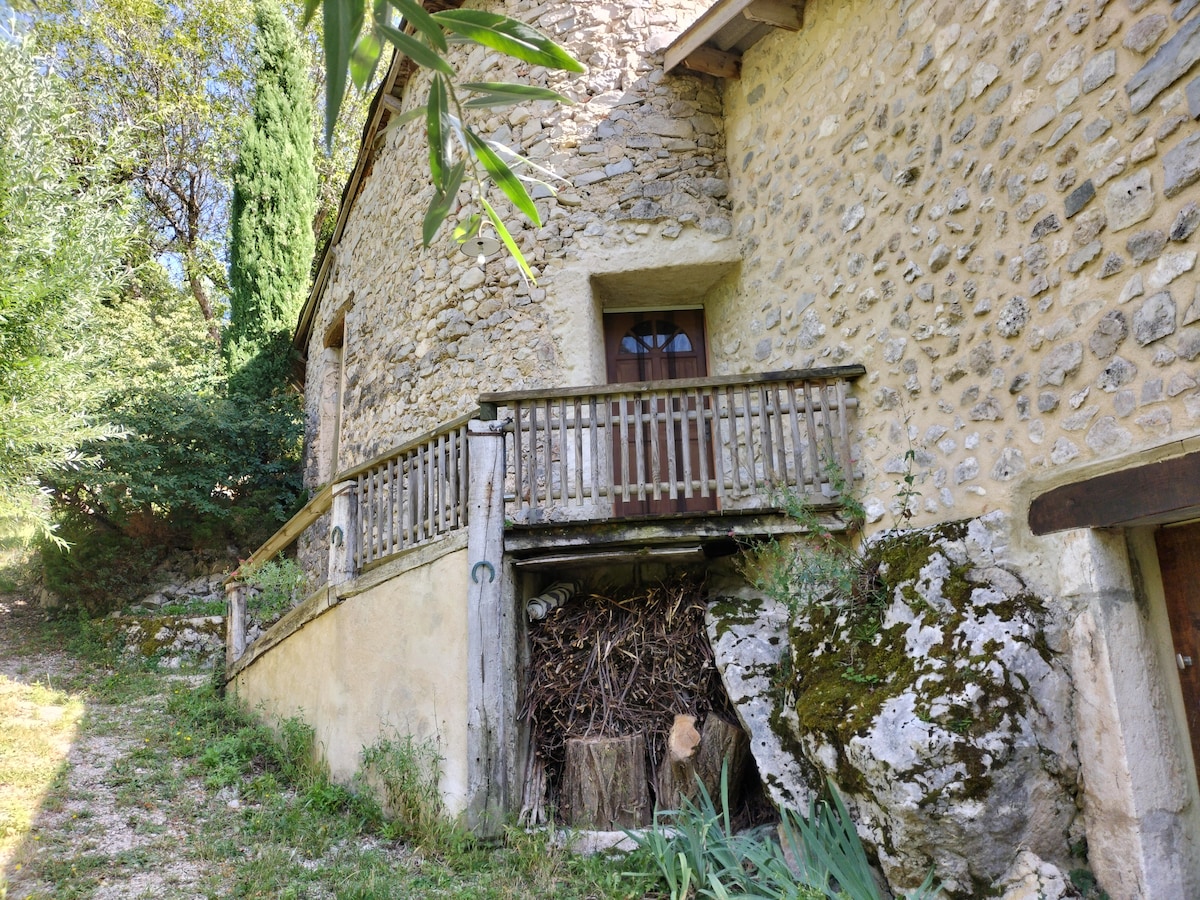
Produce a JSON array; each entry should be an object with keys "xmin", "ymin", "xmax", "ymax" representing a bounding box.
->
[{"xmin": 665, "ymin": 0, "xmax": 804, "ymax": 78}]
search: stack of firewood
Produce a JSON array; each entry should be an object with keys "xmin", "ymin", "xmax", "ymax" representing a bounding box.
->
[{"xmin": 521, "ymin": 577, "xmax": 749, "ymax": 829}]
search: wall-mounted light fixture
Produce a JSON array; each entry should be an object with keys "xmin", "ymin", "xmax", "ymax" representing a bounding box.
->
[{"xmin": 459, "ymin": 233, "xmax": 501, "ymax": 267}]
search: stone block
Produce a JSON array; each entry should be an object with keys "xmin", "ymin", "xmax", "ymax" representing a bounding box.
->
[
  {"xmin": 1170, "ymin": 201, "xmax": 1200, "ymax": 240},
  {"xmin": 1089, "ymin": 310, "xmax": 1128, "ymax": 359},
  {"xmin": 1038, "ymin": 341, "xmax": 1084, "ymax": 386},
  {"xmin": 1123, "ymin": 15, "xmax": 1169, "ymax": 54},
  {"xmin": 1104, "ymin": 169, "xmax": 1155, "ymax": 231},
  {"xmin": 1082, "ymin": 50, "xmax": 1117, "ymax": 93},
  {"xmin": 1126, "ymin": 228, "xmax": 1168, "ymax": 263},
  {"xmin": 1164, "ymin": 131, "xmax": 1200, "ymax": 198},
  {"xmin": 1064, "ymin": 180, "xmax": 1095, "ymax": 218},
  {"xmin": 1133, "ymin": 291, "xmax": 1177, "ymax": 345},
  {"xmin": 1125, "ymin": 12, "xmax": 1200, "ymax": 113}
]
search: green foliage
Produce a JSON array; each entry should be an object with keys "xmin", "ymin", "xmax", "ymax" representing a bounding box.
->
[
  {"xmin": 633, "ymin": 767, "xmax": 937, "ymax": 900},
  {"xmin": 240, "ymin": 555, "xmax": 307, "ymax": 624},
  {"xmin": 307, "ymin": 0, "xmax": 583, "ymax": 279},
  {"xmin": 226, "ymin": 0, "xmax": 318, "ymax": 396},
  {"xmin": 0, "ymin": 32, "xmax": 129, "ymax": 536}
]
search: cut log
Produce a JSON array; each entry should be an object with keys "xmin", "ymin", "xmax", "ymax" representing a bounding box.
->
[
  {"xmin": 561, "ymin": 733, "xmax": 652, "ymax": 829},
  {"xmin": 695, "ymin": 712, "xmax": 751, "ymax": 810},
  {"xmin": 656, "ymin": 712, "xmax": 750, "ymax": 812},
  {"xmin": 655, "ymin": 714, "xmax": 703, "ymax": 811}
]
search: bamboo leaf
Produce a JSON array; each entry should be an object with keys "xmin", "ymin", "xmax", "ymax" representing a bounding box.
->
[
  {"xmin": 350, "ymin": 28, "xmax": 383, "ymax": 91},
  {"xmin": 452, "ymin": 214, "xmax": 481, "ymax": 243},
  {"xmin": 387, "ymin": 0, "xmax": 447, "ymax": 52},
  {"xmin": 302, "ymin": 0, "xmax": 322, "ymax": 26},
  {"xmin": 465, "ymin": 129, "xmax": 540, "ymax": 226},
  {"xmin": 460, "ymin": 81, "xmax": 573, "ymax": 108},
  {"xmin": 377, "ymin": 22, "xmax": 455, "ymax": 75},
  {"xmin": 430, "ymin": 9, "xmax": 585, "ymax": 72},
  {"xmin": 323, "ymin": 0, "xmax": 366, "ymax": 146},
  {"xmin": 481, "ymin": 195, "xmax": 535, "ymax": 283},
  {"xmin": 422, "ymin": 159, "xmax": 465, "ymax": 246},
  {"xmin": 427, "ymin": 76, "xmax": 447, "ymax": 186}
]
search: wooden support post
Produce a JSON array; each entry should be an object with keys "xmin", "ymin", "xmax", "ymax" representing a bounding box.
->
[
  {"xmin": 328, "ymin": 479, "xmax": 358, "ymax": 586},
  {"xmin": 466, "ymin": 418, "xmax": 514, "ymax": 835},
  {"xmin": 226, "ymin": 582, "xmax": 247, "ymax": 667}
]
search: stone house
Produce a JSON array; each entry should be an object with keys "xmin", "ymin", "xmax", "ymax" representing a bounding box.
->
[{"xmin": 226, "ymin": 0, "xmax": 1200, "ymax": 896}]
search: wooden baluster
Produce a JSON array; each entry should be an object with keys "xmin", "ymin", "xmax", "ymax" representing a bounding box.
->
[
  {"xmin": 836, "ymin": 380, "xmax": 853, "ymax": 492},
  {"xmin": 801, "ymin": 380, "xmax": 823, "ymax": 493},
  {"xmin": 416, "ymin": 443, "xmax": 426, "ymax": 542},
  {"xmin": 589, "ymin": 395, "xmax": 601, "ymax": 503},
  {"xmin": 725, "ymin": 385, "xmax": 742, "ymax": 496},
  {"xmin": 634, "ymin": 394, "xmax": 648, "ymax": 501},
  {"xmin": 757, "ymin": 384, "xmax": 773, "ymax": 491},
  {"xmin": 785, "ymin": 381, "xmax": 806, "ymax": 490},
  {"xmin": 695, "ymin": 386, "xmax": 712, "ymax": 499},
  {"xmin": 573, "ymin": 397, "xmax": 584, "ymax": 507},
  {"xmin": 771, "ymin": 382, "xmax": 789, "ymax": 488},
  {"xmin": 528, "ymin": 401, "xmax": 539, "ymax": 510},
  {"xmin": 558, "ymin": 397, "xmax": 569, "ymax": 505},
  {"xmin": 513, "ymin": 401, "xmax": 525, "ymax": 513},
  {"xmin": 663, "ymin": 389, "xmax": 677, "ymax": 501},
  {"xmin": 744, "ymin": 385, "xmax": 760, "ymax": 498},
  {"xmin": 384, "ymin": 458, "xmax": 395, "ymax": 556},
  {"xmin": 428, "ymin": 439, "xmax": 438, "ymax": 536},
  {"xmin": 619, "ymin": 394, "xmax": 632, "ymax": 503},
  {"xmin": 679, "ymin": 388, "xmax": 693, "ymax": 499},
  {"xmin": 821, "ymin": 383, "xmax": 838, "ymax": 484},
  {"xmin": 355, "ymin": 474, "xmax": 366, "ymax": 569},
  {"xmin": 448, "ymin": 428, "xmax": 459, "ymax": 529},
  {"xmin": 543, "ymin": 399, "xmax": 554, "ymax": 509}
]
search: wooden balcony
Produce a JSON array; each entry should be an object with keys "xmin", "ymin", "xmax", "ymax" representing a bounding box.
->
[
  {"xmin": 481, "ymin": 366, "xmax": 863, "ymax": 529},
  {"xmin": 225, "ymin": 365, "xmax": 863, "ymax": 664}
]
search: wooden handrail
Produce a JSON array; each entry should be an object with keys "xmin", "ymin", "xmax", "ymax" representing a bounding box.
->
[
  {"xmin": 478, "ymin": 365, "xmax": 866, "ymax": 408},
  {"xmin": 226, "ymin": 409, "xmax": 480, "ymax": 585},
  {"xmin": 227, "ymin": 483, "xmax": 333, "ymax": 583}
]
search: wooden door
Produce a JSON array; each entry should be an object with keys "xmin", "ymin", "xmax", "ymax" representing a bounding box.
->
[
  {"xmin": 604, "ymin": 311, "xmax": 715, "ymax": 516},
  {"xmin": 1155, "ymin": 522, "xmax": 1200, "ymax": 772}
]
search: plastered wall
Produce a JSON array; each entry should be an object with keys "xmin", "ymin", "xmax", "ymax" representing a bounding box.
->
[{"xmin": 234, "ymin": 544, "xmax": 470, "ymax": 813}]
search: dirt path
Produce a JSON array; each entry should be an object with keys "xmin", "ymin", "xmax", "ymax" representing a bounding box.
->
[{"xmin": 0, "ymin": 593, "xmax": 217, "ymax": 899}]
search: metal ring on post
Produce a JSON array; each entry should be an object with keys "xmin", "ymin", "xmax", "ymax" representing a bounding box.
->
[{"xmin": 471, "ymin": 560, "xmax": 496, "ymax": 584}]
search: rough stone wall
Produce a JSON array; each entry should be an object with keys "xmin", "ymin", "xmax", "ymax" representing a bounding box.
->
[
  {"xmin": 302, "ymin": 0, "xmax": 730, "ymax": 486},
  {"xmin": 714, "ymin": 0, "xmax": 1200, "ymax": 530}
]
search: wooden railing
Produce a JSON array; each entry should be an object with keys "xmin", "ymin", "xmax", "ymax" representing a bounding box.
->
[
  {"xmin": 480, "ymin": 366, "xmax": 863, "ymax": 525},
  {"xmin": 350, "ymin": 412, "xmax": 473, "ymax": 569}
]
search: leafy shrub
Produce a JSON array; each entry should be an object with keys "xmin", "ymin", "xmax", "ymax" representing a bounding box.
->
[{"xmin": 241, "ymin": 555, "xmax": 306, "ymax": 624}]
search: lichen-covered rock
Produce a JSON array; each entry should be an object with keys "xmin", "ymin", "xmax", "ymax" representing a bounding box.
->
[
  {"xmin": 705, "ymin": 572, "xmax": 813, "ymax": 811},
  {"xmin": 995, "ymin": 851, "xmax": 1083, "ymax": 900},
  {"xmin": 779, "ymin": 513, "xmax": 1079, "ymax": 898}
]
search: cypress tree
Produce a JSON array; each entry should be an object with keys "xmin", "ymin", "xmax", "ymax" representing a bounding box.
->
[{"xmin": 226, "ymin": 0, "xmax": 317, "ymax": 396}]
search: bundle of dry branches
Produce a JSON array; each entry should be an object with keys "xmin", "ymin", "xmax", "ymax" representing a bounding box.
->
[{"xmin": 521, "ymin": 576, "xmax": 733, "ymax": 781}]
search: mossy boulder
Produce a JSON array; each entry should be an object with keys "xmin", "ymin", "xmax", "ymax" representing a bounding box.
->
[{"xmin": 778, "ymin": 512, "xmax": 1079, "ymax": 897}]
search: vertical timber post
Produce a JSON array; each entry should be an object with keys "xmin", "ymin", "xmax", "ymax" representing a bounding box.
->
[
  {"xmin": 466, "ymin": 418, "xmax": 512, "ymax": 835},
  {"xmin": 328, "ymin": 479, "xmax": 359, "ymax": 586},
  {"xmin": 226, "ymin": 582, "xmax": 247, "ymax": 667}
]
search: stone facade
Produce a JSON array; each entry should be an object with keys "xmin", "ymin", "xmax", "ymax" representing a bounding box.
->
[
  {"xmin": 286, "ymin": 1, "xmax": 1200, "ymax": 896},
  {"xmin": 713, "ymin": 0, "xmax": 1200, "ymax": 533}
]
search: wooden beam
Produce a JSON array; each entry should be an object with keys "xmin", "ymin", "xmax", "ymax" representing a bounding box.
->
[
  {"xmin": 665, "ymin": 0, "xmax": 757, "ymax": 72},
  {"xmin": 681, "ymin": 45, "xmax": 741, "ymax": 79},
  {"xmin": 1028, "ymin": 451, "xmax": 1200, "ymax": 535},
  {"xmin": 744, "ymin": 0, "xmax": 802, "ymax": 30}
]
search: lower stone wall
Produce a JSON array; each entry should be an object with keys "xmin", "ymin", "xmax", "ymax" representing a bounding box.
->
[{"xmin": 232, "ymin": 542, "xmax": 470, "ymax": 814}]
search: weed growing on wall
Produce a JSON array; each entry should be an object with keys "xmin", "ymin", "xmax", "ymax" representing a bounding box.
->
[
  {"xmin": 239, "ymin": 555, "xmax": 306, "ymax": 624},
  {"xmin": 357, "ymin": 732, "xmax": 468, "ymax": 853}
]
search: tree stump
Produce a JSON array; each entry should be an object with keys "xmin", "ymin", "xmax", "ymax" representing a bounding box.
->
[
  {"xmin": 561, "ymin": 733, "xmax": 652, "ymax": 829},
  {"xmin": 656, "ymin": 712, "xmax": 750, "ymax": 813}
]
